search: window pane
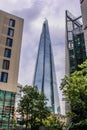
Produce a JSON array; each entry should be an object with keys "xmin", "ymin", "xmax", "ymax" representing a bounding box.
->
[
  {"xmin": 1, "ymin": 72, "xmax": 8, "ymax": 82},
  {"xmin": 2, "ymin": 60, "xmax": 10, "ymax": 70},
  {"xmin": 0, "ymin": 90, "xmax": 15, "ymax": 129},
  {"xmin": 68, "ymin": 31, "xmax": 73, "ymax": 40},
  {"xmin": 6, "ymin": 38, "xmax": 13, "ymax": 47},
  {"xmin": 9, "ymin": 19, "xmax": 15, "ymax": 27},
  {"xmin": 4, "ymin": 48, "xmax": 11, "ymax": 58},
  {"xmin": 68, "ymin": 42, "xmax": 74, "ymax": 49},
  {"xmin": 8, "ymin": 28, "xmax": 14, "ymax": 37}
]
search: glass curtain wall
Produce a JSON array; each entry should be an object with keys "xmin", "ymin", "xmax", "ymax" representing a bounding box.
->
[
  {"xmin": 33, "ymin": 20, "xmax": 60, "ymax": 114},
  {"xmin": 0, "ymin": 90, "xmax": 15, "ymax": 130},
  {"xmin": 66, "ymin": 10, "xmax": 86, "ymax": 74}
]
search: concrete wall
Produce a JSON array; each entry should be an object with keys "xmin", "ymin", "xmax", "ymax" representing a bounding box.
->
[{"xmin": 0, "ymin": 10, "xmax": 24, "ymax": 93}]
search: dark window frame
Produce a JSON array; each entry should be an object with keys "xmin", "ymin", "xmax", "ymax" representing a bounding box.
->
[
  {"xmin": 4, "ymin": 48, "xmax": 11, "ymax": 58},
  {"xmin": 1, "ymin": 72, "xmax": 8, "ymax": 83},
  {"xmin": 9, "ymin": 19, "xmax": 15, "ymax": 27},
  {"xmin": 2, "ymin": 60, "xmax": 10, "ymax": 70},
  {"xmin": 6, "ymin": 38, "xmax": 13, "ymax": 47},
  {"xmin": 7, "ymin": 28, "xmax": 14, "ymax": 37}
]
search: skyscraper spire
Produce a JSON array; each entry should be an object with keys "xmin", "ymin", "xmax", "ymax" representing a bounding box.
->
[{"xmin": 33, "ymin": 20, "xmax": 60, "ymax": 113}]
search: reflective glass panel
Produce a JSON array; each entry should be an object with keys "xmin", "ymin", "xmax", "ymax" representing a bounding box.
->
[{"xmin": 33, "ymin": 20, "xmax": 60, "ymax": 113}]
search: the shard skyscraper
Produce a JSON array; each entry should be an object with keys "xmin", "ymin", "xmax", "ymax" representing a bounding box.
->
[{"xmin": 33, "ymin": 20, "xmax": 60, "ymax": 114}]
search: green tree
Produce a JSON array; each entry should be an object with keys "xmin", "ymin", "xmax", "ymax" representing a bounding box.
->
[
  {"xmin": 13, "ymin": 117, "xmax": 17, "ymax": 128},
  {"xmin": 60, "ymin": 60, "xmax": 87, "ymax": 130},
  {"xmin": 33, "ymin": 92, "xmax": 50, "ymax": 126},
  {"xmin": 17, "ymin": 85, "xmax": 50, "ymax": 129},
  {"xmin": 43, "ymin": 114, "xmax": 64, "ymax": 130}
]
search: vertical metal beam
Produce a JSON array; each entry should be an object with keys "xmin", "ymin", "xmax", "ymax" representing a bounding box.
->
[
  {"xmin": 42, "ymin": 22, "xmax": 46, "ymax": 92},
  {"xmin": 50, "ymin": 46, "xmax": 54, "ymax": 113}
]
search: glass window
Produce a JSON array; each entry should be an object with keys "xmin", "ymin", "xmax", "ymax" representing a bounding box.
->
[
  {"xmin": 68, "ymin": 42, "xmax": 74, "ymax": 49},
  {"xmin": 1, "ymin": 72, "xmax": 8, "ymax": 82},
  {"xmin": 0, "ymin": 101, "xmax": 3, "ymax": 106},
  {"xmin": 67, "ymin": 21, "xmax": 73, "ymax": 31},
  {"xmin": 7, "ymin": 28, "xmax": 14, "ymax": 37},
  {"xmin": 0, "ymin": 91, "xmax": 15, "ymax": 129},
  {"xmin": 9, "ymin": 19, "xmax": 15, "ymax": 27},
  {"xmin": 69, "ymin": 50, "xmax": 74, "ymax": 56},
  {"xmin": 4, "ymin": 48, "xmax": 11, "ymax": 58},
  {"xmin": 6, "ymin": 38, "xmax": 13, "ymax": 47},
  {"xmin": 2, "ymin": 60, "xmax": 10, "ymax": 70},
  {"xmin": 68, "ymin": 31, "xmax": 73, "ymax": 40},
  {"xmin": 77, "ymin": 38, "xmax": 80, "ymax": 45}
]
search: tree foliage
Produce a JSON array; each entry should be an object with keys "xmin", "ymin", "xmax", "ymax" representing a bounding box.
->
[
  {"xmin": 43, "ymin": 114, "xmax": 64, "ymax": 130},
  {"xmin": 60, "ymin": 60, "xmax": 87, "ymax": 129},
  {"xmin": 17, "ymin": 85, "xmax": 50, "ymax": 128}
]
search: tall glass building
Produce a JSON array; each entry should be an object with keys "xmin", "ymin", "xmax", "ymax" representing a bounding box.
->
[
  {"xmin": 33, "ymin": 20, "xmax": 60, "ymax": 114},
  {"xmin": 65, "ymin": 10, "xmax": 86, "ymax": 75}
]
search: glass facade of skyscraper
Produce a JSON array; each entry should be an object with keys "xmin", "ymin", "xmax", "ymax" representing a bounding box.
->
[
  {"xmin": 33, "ymin": 20, "xmax": 60, "ymax": 114},
  {"xmin": 65, "ymin": 10, "xmax": 86, "ymax": 75}
]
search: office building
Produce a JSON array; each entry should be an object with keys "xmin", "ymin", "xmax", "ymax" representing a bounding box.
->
[
  {"xmin": 33, "ymin": 20, "xmax": 60, "ymax": 114},
  {"xmin": 0, "ymin": 10, "xmax": 23, "ymax": 130},
  {"xmin": 65, "ymin": 10, "xmax": 86, "ymax": 123},
  {"xmin": 80, "ymin": 0, "xmax": 87, "ymax": 54},
  {"xmin": 65, "ymin": 10, "xmax": 86, "ymax": 76}
]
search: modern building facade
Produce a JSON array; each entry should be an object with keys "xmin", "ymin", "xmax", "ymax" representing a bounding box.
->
[
  {"xmin": 80, "ymin": 0, "xmax": 87, "ymax": 54},
  {"xmin": 65, "ymin": 10, "xmax": 86, "ymax": 123},
  {"xmin": 65, "ymin": 10, "xmax": 86, "ymax": 76},
  {"xmin": 33, "ymin": 20, "xmax": 60, "ymax": 114},
  {"xmin": 0, "ymin": 10, "xmax": 23, "ymax": 130}
]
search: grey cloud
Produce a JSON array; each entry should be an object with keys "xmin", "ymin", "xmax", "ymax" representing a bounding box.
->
[
  {"xmin": 13, "ymin": 0, "xmax": 45, "ymax": 31},
  {"xmin": 42, "ymin": 0, "xmax": 81, "ymax": 21},
  {"xmin": 17, "ymin": 0, "xmax": 79, "ymax": 83}
]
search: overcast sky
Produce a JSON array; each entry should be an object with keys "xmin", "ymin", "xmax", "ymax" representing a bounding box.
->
[{"xmin": 0, "ymin": 0, "xmax": 81, "ymax": 114}]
